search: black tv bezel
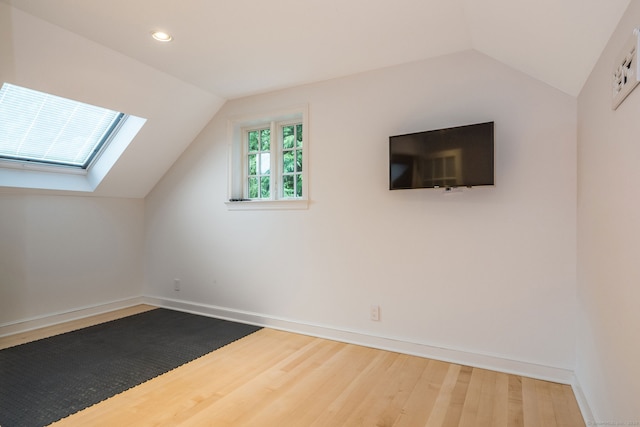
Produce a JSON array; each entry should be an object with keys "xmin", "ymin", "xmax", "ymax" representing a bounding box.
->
[{"xmin": 389, "ymin": 121, "xmax": 494, "ymax": 190}]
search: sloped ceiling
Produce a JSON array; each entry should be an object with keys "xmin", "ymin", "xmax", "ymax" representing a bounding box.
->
[
  {"xmin": 1, "ymin": 0, "xmax": 631, "ymax": 98},
  {"xmin": 0, "ymin": 0, "xmax": 632, "ymax": 198}
]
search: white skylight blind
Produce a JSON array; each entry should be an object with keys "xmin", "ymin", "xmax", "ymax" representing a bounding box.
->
[{"xmin": 0, "ymin": 83, "xmax": 125, "ymax": 169}]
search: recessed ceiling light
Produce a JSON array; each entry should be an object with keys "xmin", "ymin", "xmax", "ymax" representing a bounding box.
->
[{"xmin": 151, "ymin": 31, "xmax": 173, "ymax": 42}]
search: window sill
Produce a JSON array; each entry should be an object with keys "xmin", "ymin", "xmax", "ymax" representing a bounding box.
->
[{"xmin": 225, "ymin": 199, "xmax": 309, "ymax": 211}]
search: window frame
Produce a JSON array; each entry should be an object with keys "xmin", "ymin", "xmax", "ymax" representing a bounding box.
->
[{"xmin": 226, "ymin": 105, "xmax": 309, "ymax": 211}]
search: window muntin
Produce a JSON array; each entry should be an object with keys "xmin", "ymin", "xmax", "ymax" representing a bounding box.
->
[
  {"xmin": 0, "ymin": 83, "xmax": 126, "ymax": 169},
  {"xmin": 243, "ymin": 120, "xmax": 303, "ymax": 200}
]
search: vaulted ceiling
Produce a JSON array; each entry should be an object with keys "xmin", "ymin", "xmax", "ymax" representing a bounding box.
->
[
  {"xmin": 0, "ymin": 0, "xmax": 632, "ymax": 198},
  {"xmin": 1, "ymin": 0, "xmax": 631, "ymax": 98}
]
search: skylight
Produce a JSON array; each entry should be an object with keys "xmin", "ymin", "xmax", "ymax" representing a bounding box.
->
[{"xmin": 0, "ymin": 83, "xmax": 126, "ymax": 169}]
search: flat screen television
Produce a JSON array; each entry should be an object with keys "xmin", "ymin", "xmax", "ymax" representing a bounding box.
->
[{"xmin": 389, "ymin": 121, "xmax": 494, "ymax": 190}]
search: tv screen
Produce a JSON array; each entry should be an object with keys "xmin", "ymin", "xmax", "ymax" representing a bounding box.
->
[{"xmin": 389, "ymin": 121, "xmax": 494, "ymax": 190}]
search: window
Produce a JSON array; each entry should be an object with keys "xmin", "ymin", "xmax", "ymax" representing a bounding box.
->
[
  {"xmin": 245, "ymin": 121, "xmax": 304, "ymax": 200},
  {"xmin": 0, "ymin": 82, "xmax": 146, "ymax": 193},
  {"xmin": 227, "ymin": 106, "xmax": 308, "ymax": 210},
  {"xmin": 0, "ymin": 83, "xmax": 126, "ymax": 169}
]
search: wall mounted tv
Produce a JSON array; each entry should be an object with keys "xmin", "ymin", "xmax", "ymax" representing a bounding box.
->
[{"xmin": 389, "ymin": 121, "xmax": 494, "ymax": 190}]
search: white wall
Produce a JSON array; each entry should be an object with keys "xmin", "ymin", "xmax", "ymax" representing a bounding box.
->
[
  {"xmin": 576, "ymin": 1, "xmax": 640, "ymax": 422},
  {"xmin": 145, "ymin": 50, "xmax": 578, "ymax": 373},
  {"xmin": 0, "ymin": 193, "xmax": 144, "ymax": 325}
]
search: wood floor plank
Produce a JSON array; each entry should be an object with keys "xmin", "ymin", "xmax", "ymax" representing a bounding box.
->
[
  {"xmin": 475, "ymin": 369, "xmax": 499, "ymax": 426},
  {"xmin": 393, "ymin": 359, "xmax": 451, "ymax": 427},
  {"xmin": 550, "ymin": 381, "xmax": 573, "ymax": 427},
  {"xmin": 508, "ymin": 375, "xmax": 525, "ymax": 427},
  {"xmin": 309, "ymin": 350, "xmax": 392, "ymax": 426},
  {"xmin": 423, "ymin": 363, "xmax": 463, "ymax": 427},
  {"xmin": 218, "ymin": 337, "xmax": 349, "ymax": 426},
  {"xmin": 491, "ymin": 371, "xmax": 511, "ymax": 427},
  {"xmin": 2, "ymin": 307, "xmax": 587, "ymax": 427},
  {"xmin": 381, "ymin": 355, "xmax": 434, "ymax": 426},
  {"xmin": 550, "ymin": 382, "xmax": 587, "ymax": 427},
  {"xmin": 342, "ymin": 353, "xmax": 426, "ymax": 426},
  {"xmin": 264, "ymin": 344, "xmax": 380, "ymax": 426},
  {"xmin": 522, "ymin": 377, "xmax": 542, "ymax": 427},
  {"xmin": 312, "ymin": 349, "xmax": 399, "ymax": 426},
  {"xmin": 441, "ymin": 365, "xmax": 473, "ymax": 427},
  {"xmin": 536, "ymin": 379, "xmax": 559, "ymax": 427},
  {"xmin": 457, "ymin": 366, "xmax": 486, "ymax": 427}
]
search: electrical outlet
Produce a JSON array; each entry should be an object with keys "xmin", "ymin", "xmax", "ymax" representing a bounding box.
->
[
  {"xmin": 370, "ymin": 305, "xmax": 380, "ymax": 321},
  {"xmin": 174, "ymin": 278, "xmax": 181, "ymax": 291}
]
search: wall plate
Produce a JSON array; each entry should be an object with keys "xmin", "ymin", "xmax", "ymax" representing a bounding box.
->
[{"xmin": 612, "ymin": 29, "xmax": 640, "ymax": 110}]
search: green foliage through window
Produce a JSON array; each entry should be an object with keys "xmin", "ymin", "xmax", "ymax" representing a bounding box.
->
[
  {"xmin": 245, "ymin": 122, "xmax": 303, "ymax": 200},
  {"xmin": 247, "ymin": 127, "xmax": 271, "ymax": 199},
  {"xmin": 282, "ymin": 123, "xmax": 303, "ymax": 198}
]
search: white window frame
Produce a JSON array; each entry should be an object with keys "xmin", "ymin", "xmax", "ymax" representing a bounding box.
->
[{"xmin": 226, "ymin": 105, "xmax": 309, "ymax": 210}]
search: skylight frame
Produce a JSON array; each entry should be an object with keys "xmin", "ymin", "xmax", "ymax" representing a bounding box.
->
[{"xmin": 0, "ymin": 83, "xmax": 128, "ymax": 170}]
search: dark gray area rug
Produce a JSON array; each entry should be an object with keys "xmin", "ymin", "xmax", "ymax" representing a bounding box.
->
[{"xmin": 0, "ymin": 308, "xmax": 261, "ymax": 427}]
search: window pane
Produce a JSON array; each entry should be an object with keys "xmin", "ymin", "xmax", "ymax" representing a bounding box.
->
[
  {"xmin": 248, "ymin": 177, "xmax": 258, "ymax": 198},
  {"xmin": 260, "ymin": 129, "xmax": 270, "ymax": 150},
  {"xmin": 296, "ymin": 150, "xmax": 303, "ymax": 172},
  {"xmin": 248, "ymin": 131, "xmax": 259, "ymax": 151},
  {"xmin": 248, "ymin": 154, "xmax": 257, "ymax": 175},
  {"xmin": 296, "ymin": 124, "xmax": 303, "ymax": 148},
  {"xmin": 283, "ymin": 151, "xmax": 294, "ymax": 173},
  {"xmin": 283, "ymin": 125, "xmax": 295, "ymax": 149},
  {"xmin": 283, "ymin": 175, "xmax": 294, "ymax": 197},
  {"xmin": 260, "ymin": 176, "xmax": 270, "ymax": 198},
  {"xmin": 260, "ymin": 153, "xmax": 270, "ymax": 174},
  {"xmin": 296, "ymin": 175, "xmax": 303, "ymax": 197}
]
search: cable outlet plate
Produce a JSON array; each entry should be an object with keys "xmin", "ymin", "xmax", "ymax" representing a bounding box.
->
[{"xmin": 370, "ymin": 305, "xmax": 380, "ymax": 321}]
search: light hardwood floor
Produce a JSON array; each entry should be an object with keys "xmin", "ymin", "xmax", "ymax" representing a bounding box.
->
[{"xmin": 1, "ymin": 305, "xmax": 586, "ymax": 426}]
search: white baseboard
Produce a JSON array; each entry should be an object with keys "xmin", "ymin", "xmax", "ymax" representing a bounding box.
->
[
  {"xmin": 142, "ymin": 296, "xmax": 575, "ymax": 385},
  {"xmin": 571, "ymin": 375, "xmax": 595, "ymax": 425},
  {"xmin": 1, "ymin": 295, "xmax": 587, "ymax": 418},
  {"xmin": 0, "ymin": 296, "xmax": 146, "ymax": 338},
  {"xmin": 0, "ymin": 294, "xmax": 591, "ymax": 423},
  {"xmin": 0, "ymin": 295, "xmax": 575, "ymax": 385}
]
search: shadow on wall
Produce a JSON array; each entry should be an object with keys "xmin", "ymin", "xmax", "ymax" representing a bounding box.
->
[
  {"xmin": 0, "ymin": 3, "xmax": 16, "ymax": 83},
  {"xmin": 0, "ymin": 195, "xmax": 28, "ymax": 324}
]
